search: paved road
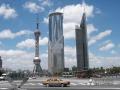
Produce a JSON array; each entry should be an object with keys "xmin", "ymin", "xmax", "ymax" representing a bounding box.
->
[{"xmin": 0, "ymin": 77, "xmax": 120, "ymax": 90}]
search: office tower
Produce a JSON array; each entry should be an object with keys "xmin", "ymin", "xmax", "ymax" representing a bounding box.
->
[
  {"xmin": 0, "ymin": 56, "xmax": 2, "ymax": 69},
  {"xmin": 33, "ymin": 16, "xmax": 42, "ymax": 76},
  {"xmin": 75, "ymin": 12, "xmax": 89, "ymax": 71},
  {"xmin": 48, "ymin": 12, "xmax": 64, "ymax": 74}
]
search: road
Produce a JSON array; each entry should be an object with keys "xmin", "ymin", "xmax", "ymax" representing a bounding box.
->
[{"xmin": 0, "ymin": 77, "xmax": 120, "ymax": 90}]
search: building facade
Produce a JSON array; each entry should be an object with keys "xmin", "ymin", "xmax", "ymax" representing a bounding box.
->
[
  {"xmin": 48, "ymin": 12, "xmax": 64, "ymax": 74},
  {"xmin": 0, "ymin": 56, "xmax": 2, "ymax": 69},
  {"xmin": 75, "ymin": 13, "xmax": 89, "ymax": 71}
]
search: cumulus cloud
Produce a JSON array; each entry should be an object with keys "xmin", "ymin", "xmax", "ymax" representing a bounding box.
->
[
  {"xmin": 99, "ymin": 40, "xmax": 115, "ymax": 51},
  {"xmin": 40, "ymin": 37, "xmax": 48, "ymax": 45},
  {"xmin": 43, "ymin": 3, "xmax": 95, "ymax": 39},
  {"xmin": 16, "ymin": 39, "xmax": 34, "ymax": 49},
  {"xmin": 0, "ymin": 49, "xmax": 29, "ymax": 58},
  {"xmin": 43, "ymin": 3, "xmax": 94, "ymax": 23},
  {"xmin": 63, "ymin": 23, "xmax": 76, "ymax": 39},
  {"xmin": 0, "ymin": 4, "xmax": 17, "ymax": 19},
  {"xmin": 43, "ymin": 17, "xmax": 49, "ymax": 24},
  {"xmin": 0, "ymin": 29, "xmax": 32, "ymax": 39},
  {"xmin": 88, "ymin": 29, "xmax": 112, "ymax": 46},
  {"xmin": 16, "ymin": 37, "xmax": 48, "ymax": 49},
  {"xmin": 55, "ymin": 4, "xmax": 94, "ymax": 23},
  {"xmin": 89, "ymin": 52, "xmax": 120, "ymax": 68},
  {"xmin": 64, "ymin": 46, "xmax": 120, "ymax": 68},
  {"xmin": 43, "ymin": 2, "xmax": 111, "ymax": 47},
  {"xmin": 87, "ymin": 24, "xmax": 98, "ymax": 37},
  {"xmin": 0, "ymin": 49, "xmax": 48, "ymax": 70},
  {"xmin": 41, "ymin": 0, "xmax": 53, "ymax": 7},
  {"xmin": 23, "ymin": 2, "xmax": 44, "ymax": 13},
  {"xmin": 64, "ymin": 46, "xmax": 76, "ymax": 68}
]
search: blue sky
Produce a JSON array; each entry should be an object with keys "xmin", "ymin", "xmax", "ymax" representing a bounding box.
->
[{"xmin": 0, "ymin": 0, "xmax": 120, "ymax": 70}]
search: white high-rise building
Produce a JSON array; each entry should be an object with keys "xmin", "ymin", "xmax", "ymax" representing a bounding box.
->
[{"xmin": 48, "ymin": 12, "xmax": 64, "ymax": 74}]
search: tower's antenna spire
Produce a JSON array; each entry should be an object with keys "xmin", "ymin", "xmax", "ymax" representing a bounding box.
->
[
  {"xmin": 36, "ymin": 14, "xmax": 39, "ymax": 30},
  {"xmin": 82, "ymin": 0, "xmax": 86, "ymax": 13}
]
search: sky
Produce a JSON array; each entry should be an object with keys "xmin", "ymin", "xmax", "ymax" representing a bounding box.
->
[{"xmin": 0, "ymin": 0, "xmax": 120, "ymax": 70}]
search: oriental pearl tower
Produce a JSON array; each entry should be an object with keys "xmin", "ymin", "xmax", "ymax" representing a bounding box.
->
[{"xmin": 33, "ymin": 15, "xmax": 42, "ymax": 76}]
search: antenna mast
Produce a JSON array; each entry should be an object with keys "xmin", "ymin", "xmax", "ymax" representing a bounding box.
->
[
  {"xmin": 82, "ymin": 0, "xmax": 86, "ymax": 13},
  {"xmin": 36, "ymin": 14, "xmax": 39, "ymax": 30}
]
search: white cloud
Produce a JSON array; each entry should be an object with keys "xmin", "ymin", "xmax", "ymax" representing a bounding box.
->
[
  {"xmin": 16, "ymin": 39, "xmax": 34, "ymax": 49},
  {"xmin": 0, "ymin": 29, "xmax": 32, "ymax": 39},
  {"xmin": 0, "ymin": 49, "xmax": 29, "ymax": 58},
  {"xmin": 87, "ymin": 24, "xmax": 98, "ymax": 37},
  {"xmin": 95, "ymin": 8, "xmax": 101, "ymax": 14},
  {"xmin": 0, "ymin": 49, "xmax": 48, "ymax": 70},
  {"xmin": 40, "ymin": 37, "xmax": 48, "ymax": 46},
  {"xmin": 43, "ymin": 17, "xmax": 49, "ymax": 24},
  {"xmin": 16, "ymin": 37, "xmax": 48, "ymax": 49},
  {"xmin": 43, "ymin": 2, "xmax": 112, "ymax": 48},
  {"xmin": 64, "ymin": 46, "xmax": 76, "ymax": 68},
  {"xmin": 89, "ymin": 52, "xmax": 120, "ymax": 68},
  {"xmin": 1, "ymin": 46, "xmax": 120, "ymax": 70},
  {"xmin": 64, "ymin": 46, "xmax": 120, "ymax": 68},
  {"xmin": 43, "ymin": 3, "xmax": 111, "ymax": 48},
  {"xmin": 94, "ymin": 30, "xmax": 112, "ymax": 40},
  {"xmin": 63, "ymin": 23, "xmax": 98, "ymax": 39},
  {"xmin": 64, "ymin": 46, "xmax": 76, "ymax": 57},
  {"xmin": 43, "ymin": 3, "xmax": 95, "ymax": 39},
  {"xmin": 61, "ymin": 3, "xmax": 94, "ymax": 39},
  {"xmin": 88, "ymin": 30, "xmax": 112, "ymax": 46},
  {"xmin": 23, "ymin": 2, "xmax": 44, "ymax": 13},
  {"xmin": 0, "ymin": 4, "xmax": 17, "ymax": 19},
  {"xmin": 63, "ymin": 22, "xmax": 76, "ymax": 39},
  {"xmin": 99, "ymin": 40, "xmax": 115, "ymax": 51},
  {"xmin": 55, "ymin": 3, "xmax": 94, "ymax": 24},
  {"xmin": 41, "ymin": 0, "xmax": 53, "ymax": 7},
  {"xmin": 41, "ymin": 53, "xmax": 48, "ymax": 69}
]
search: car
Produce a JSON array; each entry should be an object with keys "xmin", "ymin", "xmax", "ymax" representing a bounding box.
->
[
  {"xmin": 0, "ymin": 73, "xmax": 7, "ymax": 81},
  {"xmin": 42, "ymin": 78, "xmax": 70, "ymax": 87},
  {"xmin": 32, "ymin": 77, "xmax": 36, "ymax": 79},
  {"xmin": 0, "ymin": 76, "xmax": 5, "ymax": 81},
  {"xmin": 28, "ymin": 77, "xmax": 36, "ymax": 80}
]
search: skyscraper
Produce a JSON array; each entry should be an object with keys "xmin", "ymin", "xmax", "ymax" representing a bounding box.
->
[
  {"xmin": 0, "ymin": 56, "xmax": 2, "ymax": 69},
  {"xmin": 75, "ymin": 12, "xmax": 89, "ymax": 71},
  {"xmin": 33, "ymin": 16, "xmax": 42, "ymax": 76},
  {"xmin": 48, "ymin": 12, "xmax": 64, "ymax": 74}
]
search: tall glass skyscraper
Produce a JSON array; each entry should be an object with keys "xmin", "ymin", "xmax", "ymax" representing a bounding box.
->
[
  {"xmin": 0, "ymin": 56, "xmax": 2, "ymax": 69},
  {"xmin": 75, "ymin": 12, "xmax": 89, "ymax": 71},
  {"xmin": 48, "ymin": 12, "xmax": 64, "ymax": 74}
]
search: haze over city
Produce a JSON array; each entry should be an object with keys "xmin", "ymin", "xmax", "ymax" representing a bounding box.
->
[{"xmin": 0, "ymin": 0, "xmax": 120, "ymax": 70}]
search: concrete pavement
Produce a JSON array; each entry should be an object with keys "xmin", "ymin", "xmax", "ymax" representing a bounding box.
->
[{"xmin": 0, "ymin": 77, "xmax": 120, "ymax": 90}]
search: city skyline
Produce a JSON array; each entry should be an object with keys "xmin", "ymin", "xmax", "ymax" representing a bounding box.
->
[{"xmin": 0, "ymin": 0, "xmax": 120, "ymax": 70}]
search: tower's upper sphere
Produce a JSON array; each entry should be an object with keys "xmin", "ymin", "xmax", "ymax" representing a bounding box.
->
[{"xmin": 34, "ymin": 30, "xmax": 40, "ymax": 36}]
